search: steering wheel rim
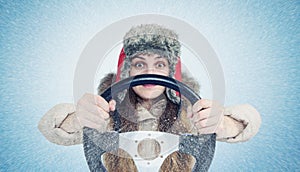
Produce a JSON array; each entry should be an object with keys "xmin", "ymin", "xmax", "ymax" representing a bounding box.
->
[{"xmin": 83, "ymin": 74, "xmax": 216, "ymax": 172}]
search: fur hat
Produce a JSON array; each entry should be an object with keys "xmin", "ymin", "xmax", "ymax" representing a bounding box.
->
[{"xmin": 117, "ymin": 24, "xmax": 182, "ymax": 103}]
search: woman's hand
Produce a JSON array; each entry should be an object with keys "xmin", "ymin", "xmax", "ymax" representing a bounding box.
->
[
  {"xmin": 74, "ymin": 93, "xmax": 116, "ymax": 131},
  {"xmin": 188, "ymin": 99, "xmax": 224, "ymax": 135}
]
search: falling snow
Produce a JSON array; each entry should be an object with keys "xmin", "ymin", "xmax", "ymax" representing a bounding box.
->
[{"xmin": 0, "ymin": 0, "xmax": 299, "ymax": 171}]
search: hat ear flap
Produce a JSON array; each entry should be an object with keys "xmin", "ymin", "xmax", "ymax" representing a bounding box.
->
[
  {"xmin": 116, "ymin": 48, "xmax": 126, "ymax": 82},
  {"xmin": 174, "ymin": 57, "xmax": 182, "ymax": 81}
]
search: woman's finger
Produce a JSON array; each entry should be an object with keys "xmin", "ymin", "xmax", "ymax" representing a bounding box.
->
[
  {"xmin": 109, "ymin": 99, "xmax": 116, "ymax": 111},
  {"xmin": 194, "ymin": 114, "xmax": 222, "ymax": 128},
  {"xmin": 76, "ymin": 110, "xmax": 105, "ymax": 124},
  {"xmin": 191, "ymin": 108, "xmax": 211, "ymax": 122},
  {"xmin": 197, "ymin": 125, "xmax": 218, "ymax": 135},
  {"xmin": 80, "ymin": 93, "xmax": 110, "ymax": 112},
  {"xmin": 78, "ymin": 117, "xmax": 108, "ymax": 131},
  {"xmin": 79, "ymin": 100, "xmax": 110, "ymax": 119},
  {"xmin": 192, "ymin": 99, "xmax": 214, "ymax": 114}
]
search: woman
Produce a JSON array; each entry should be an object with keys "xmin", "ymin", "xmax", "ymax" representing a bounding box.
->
[{"xmin": 38, "ymin": 24, "xmax": 261, "ymax": 171}]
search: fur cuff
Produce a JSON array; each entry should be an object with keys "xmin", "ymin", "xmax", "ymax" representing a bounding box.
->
[
  {"xmin": 38, "ymin": 103, "xmax": 82, "ymax": 146},
  {"xmin": 223, "ymin": 104, "xmax": 261, "ymax": 143}
]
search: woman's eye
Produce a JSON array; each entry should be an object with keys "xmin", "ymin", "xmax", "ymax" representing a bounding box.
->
[
  {"xmin": 156, "ymin": 62, "xmax": 166, "ymax": 68},
  {"xmin": 134, "ymin": 62, "xmax": 144, "ymax": 69}
]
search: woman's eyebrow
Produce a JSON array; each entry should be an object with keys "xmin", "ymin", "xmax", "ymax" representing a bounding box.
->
[
  {"xmin": 132, "ymin": 56, "xmax": 146, "ymax": 60},
  {"xmin": 155, "ymin": 56, "xmax": 164, "ymax": 60}
]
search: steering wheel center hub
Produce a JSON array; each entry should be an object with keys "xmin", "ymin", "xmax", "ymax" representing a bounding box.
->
[{"xmin": 137, "ymin": 138, "xmax": 161, "ymax": 160}]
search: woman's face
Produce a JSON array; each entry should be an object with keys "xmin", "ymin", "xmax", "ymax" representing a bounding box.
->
[{"xmin": 129, "ymin": 53, "xmax": 170, "ymax": 100}]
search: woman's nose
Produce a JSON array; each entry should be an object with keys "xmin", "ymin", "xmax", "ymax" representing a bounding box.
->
[{"xmin": 144, "ymin": 67, "xmax": 156, "ymax": 74}]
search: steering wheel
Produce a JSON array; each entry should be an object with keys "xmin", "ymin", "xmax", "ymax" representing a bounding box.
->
[{"xmin": 83, "ymin": 74, "xmax": 216, "ymax": 172}]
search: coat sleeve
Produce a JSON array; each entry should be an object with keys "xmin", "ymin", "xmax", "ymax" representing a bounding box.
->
[
  {"xmin": 38, "ymin": 103, "xmax": 83, "ymax": 146},
  {"xmin": 220, "ymin": 104, "xmax": 261, "ymax": 143}
]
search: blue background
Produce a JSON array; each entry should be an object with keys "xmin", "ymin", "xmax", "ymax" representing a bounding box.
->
[{"xmin": 0, "ymin": 1, "xmax": 299, "ymax": 171}]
